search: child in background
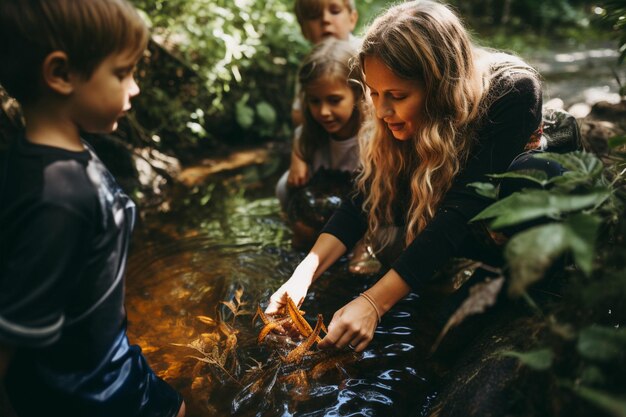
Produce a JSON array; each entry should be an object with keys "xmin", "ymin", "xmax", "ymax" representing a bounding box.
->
[
  {"xmin": 277, "ymin": 39, "xmax": 376, "ymax": 262},
  {"xmin": 0, "ymin": 0, "xmax": 185, "ymax": 416},
  {"xmin": 291, "ymin": 0, "xmax": 360, "ymax": 126},
  {"xmin": 276, "ymin": 38, "xmax": 361, "ymax": 210},
  {"xmin": 284, "ymin": 1, "xmax": 376, "ymax": 271}
]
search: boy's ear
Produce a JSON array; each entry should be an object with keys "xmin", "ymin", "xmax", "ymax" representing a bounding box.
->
[
  {"xmin": 349, "ymin": 10, "xmax": 358, "ymax": 31},
  {"xmin": 42, "ymin": 51, "xmax": 74, "ymax": 96}
]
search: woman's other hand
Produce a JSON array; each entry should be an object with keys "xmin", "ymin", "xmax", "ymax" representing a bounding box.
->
[
  {"xmin": 318, "ymin": 269, "xmax": 411, "ymax": 352},
  {"xmin": 317, "ymin": 295, "xmax": 379, "ymax": 352}
]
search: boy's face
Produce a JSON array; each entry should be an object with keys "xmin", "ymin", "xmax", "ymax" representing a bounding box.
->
[
  {"xmin": 69, "ymin": 51, "xmax": 140, "ymax": 133},
  {"xmin": 301, "ymin": 0, "xmax": 358, "ymax": 44}
]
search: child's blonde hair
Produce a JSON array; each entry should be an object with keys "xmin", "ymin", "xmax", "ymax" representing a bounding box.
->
[
  {"xmin": 295, "ymin": 0, "xmax": 356, "ymax": 28},
  {"xmin": 0, "ymin": 0, "xmax": 149, "ymax": 104},
  {"xmin": 354, "ymin": 0, "xmax": 538, "ymax": 250},
  {"xmin": 297, "ymin": 38, "xmax": 362, "ymax": 162}
]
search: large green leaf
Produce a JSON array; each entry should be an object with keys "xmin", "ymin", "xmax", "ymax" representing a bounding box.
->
[
  {"xmin": 577, "ymin": 326, "xmax": 626, "ymax": 362},
  {"xmin": 501, "ymin": 348, "xmax": 554, "ymax": 370},
  {"xmin": 505, "ymin": 213, "xmax": 601, "ymax": 295},
  {"xmin": 534, "ymin": 151, "xmax": 604, "ymax": 178},
  {"xmin": 472, "ymin": 189, "xmax": 610, "ymax": 229},
  {"xmin": 547, "ymin": 170, "xmax": 602, "ymax": 191},
  {"xmin": 564, "ymin": 213, "xmax": 601, "ymax": 276},
  {"xmin": 505, "ymin": 223, "xmax": 570, "ymax": 296}
]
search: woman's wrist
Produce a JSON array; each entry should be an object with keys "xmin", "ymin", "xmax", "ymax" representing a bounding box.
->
[
  {"xmin": 292, "ymin": 254, "xmax": 319, "ymax": 286},
  {"xmin": 365, "ymin": 269, "xmax": 411, "ymax": 316},
  {"xmin": 359, "ymin": 292, "xmax": 381, "ymax": 323}
]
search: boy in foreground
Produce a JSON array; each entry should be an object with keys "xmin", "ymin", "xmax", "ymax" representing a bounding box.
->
[{"xmin": 0, "ymin": 0, "xmax": 185, "ymax": 416}]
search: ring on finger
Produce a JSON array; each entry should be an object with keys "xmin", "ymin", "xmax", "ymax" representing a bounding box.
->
[{"xmin": 347, "ymin": 343, "xmax": 355, "ymax": 351}]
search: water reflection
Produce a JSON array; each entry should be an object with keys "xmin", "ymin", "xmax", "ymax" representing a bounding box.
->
[{"xmin": 124, "ymin": 163, "xmax": 439, "ymax": 416}]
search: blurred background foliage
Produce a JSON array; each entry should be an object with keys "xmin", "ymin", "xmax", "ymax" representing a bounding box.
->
[{"xmin": 127, "ymin": 0, "xmax": 625, "ymax": 160}]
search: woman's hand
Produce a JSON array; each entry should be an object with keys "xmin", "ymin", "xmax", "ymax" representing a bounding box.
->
[
  {"xmin": 287, "ymin": 153, "xmax": 309, "ymax": 188},
  {"xmin": 265, "ymin": 234, "xmax": 349, "ymax": 315},
  {"xmin": 265, "ymin": 256, "xmax": 317, "ymax": 315},
  {"xmin": 318, "ymin": 269, "xmax": 412, "ymax": 352},
  {"xmin": 317, "ymin": 295, "xmax": 380, "ymax": 352}
]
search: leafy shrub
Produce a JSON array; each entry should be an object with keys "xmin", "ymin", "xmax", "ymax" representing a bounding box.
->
[
  {"xmin": 465, "ymin": 145, "xmax": 626, "ymax": 416},
  {"xmin": 129, "ymin": 0, "xmax": 309, "ymax": 150}
]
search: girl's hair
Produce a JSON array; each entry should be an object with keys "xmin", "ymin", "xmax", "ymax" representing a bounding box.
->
[
  {"xmin": 297, "ymin": 38, "xmax": 363, "ymax": 161},
  {"xmin": 354, "ymin": 0, "xmax": 538, "ymax": 249},
  {"xmin": 0, "ymin": 0, "xmax": 149, "ymax": 104}
]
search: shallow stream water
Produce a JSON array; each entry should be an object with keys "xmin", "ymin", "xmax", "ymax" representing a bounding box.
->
[{"xmin": 125, "ymin": 160, "xmax": 452, "ymax": 417}]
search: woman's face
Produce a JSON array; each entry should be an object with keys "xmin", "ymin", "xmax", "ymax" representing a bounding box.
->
[{"xmin": 363, "ymin": 56, "xmax": 425, "ymax": 141}]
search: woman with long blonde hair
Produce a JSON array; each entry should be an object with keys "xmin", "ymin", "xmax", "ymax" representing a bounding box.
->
[{"xmin": 266, "ymin": 0, "xmax": 542, "ymax": 351}]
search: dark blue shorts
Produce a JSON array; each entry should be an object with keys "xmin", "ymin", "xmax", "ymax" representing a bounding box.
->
[{"xmin": 6, "ymin": 329, "xmax": 182, "ymax": 417}]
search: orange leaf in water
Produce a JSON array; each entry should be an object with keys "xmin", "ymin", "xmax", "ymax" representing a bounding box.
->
[
  {"xmin": 253, "ymin": 304, "xmax": 270, "ymax": 325},
  {"xmin": 221, "ymin": 300, "xmax": 238, "ymax": 316},
  {"xmin": 284, "ymin": 314, "xmax": 324, "ymax": 364},
  {"xmin": 257, "ymin": 316, "xmax": 291, "ymax": 344},
  {"xmin": 197, "ymin": 315, "xmax": 217, "ymax": 326},
  {"xmin": 286, "ymin": 295, "xmax": 320, "ymax": 342},
  {"xmin": 234, "ymin": 287, "xmax": 244, "ymax": 305}
]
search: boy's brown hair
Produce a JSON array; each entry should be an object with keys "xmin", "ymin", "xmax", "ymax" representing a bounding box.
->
[
  {"xmin": 295, "ymin": 0, "xmax": 357, "ymax": 28},
  {"xmin": 0, "ymin": 0, "xmax": 149, "ymax": 104}
]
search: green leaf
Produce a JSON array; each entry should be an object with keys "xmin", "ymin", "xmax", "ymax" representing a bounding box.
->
[
  {"xmin": 560, "ymin": 379, "xmax": 626, "ymax": 417},
  {"xmin": 467, "ymin": 182, "xmax": 498, "ymax": 200},
  {"xmin": 488, "ymin": 169, "xmax": 549, "ymax": 186},
  {"xmin": 534, "ymin": 151, "xmax": 604, "ymax": 178},
  {"xmin": 255, "ymin": 101, "xmax": 276, "ymax": 126},
  {"xmin": 501, "ymin": 348, "xmax": 554, "ymax": 370},
  {"xmin": 472, "ymin": 189, "xmax": 610, "ymax": 229},
  {"xmin": 505, "ymin": 213, "xmax": 600, "ymax": 295},
  {"xmin": 564, "ymin": 213, "xmax": 601, "ymax": 276},
  {"xmin": 505, "ymin": 223, "xmax": 570, "ymax": 296},
  {"xmin": 609, "ymin": 135, "xmax": 626, "ymax": 149},
  {"xmin": 577, "ymin": 325, "xmax": 626, "ymax": 362},
  {"xmin": 579, "ymin": 365, "xmax": 607, "ymax": 387},
  {"xmin": 235, "ymin": 94, "xmax": 254, "ymax": 130},
  {"xmin": 547, "ymin": 170, "xmax": 599, "ymax": 191}
]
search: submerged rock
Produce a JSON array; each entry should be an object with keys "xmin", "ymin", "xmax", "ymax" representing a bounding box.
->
[{"xmin": 286, "ymin": 169, "xmax": 354, "ymax": 249}]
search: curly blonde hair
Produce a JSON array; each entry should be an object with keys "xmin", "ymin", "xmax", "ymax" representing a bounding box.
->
[{"xmin": 354, "ymin": 0, "xmax": 537, "ymax": 250}]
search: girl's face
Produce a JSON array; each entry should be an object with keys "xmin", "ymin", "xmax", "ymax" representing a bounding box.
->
[
  {"xmin": 305, "ymin": 77, "xmax": 357, "ymax": 140},
  {"xmin": 70, "ymin": 50, "xmax": 140, "ymax": 133},
  {"xmin": 363, "ymin": 56, "xmax": 425, "ymax": 141},
  {"xmin": 301, "ymin": 0, "xmax": 358, "ymax": 44}
]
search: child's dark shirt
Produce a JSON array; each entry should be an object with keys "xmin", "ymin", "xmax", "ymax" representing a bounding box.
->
[{"xmin": 0, "ymin": 136, "xmax": 181, "ymax": 416}]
